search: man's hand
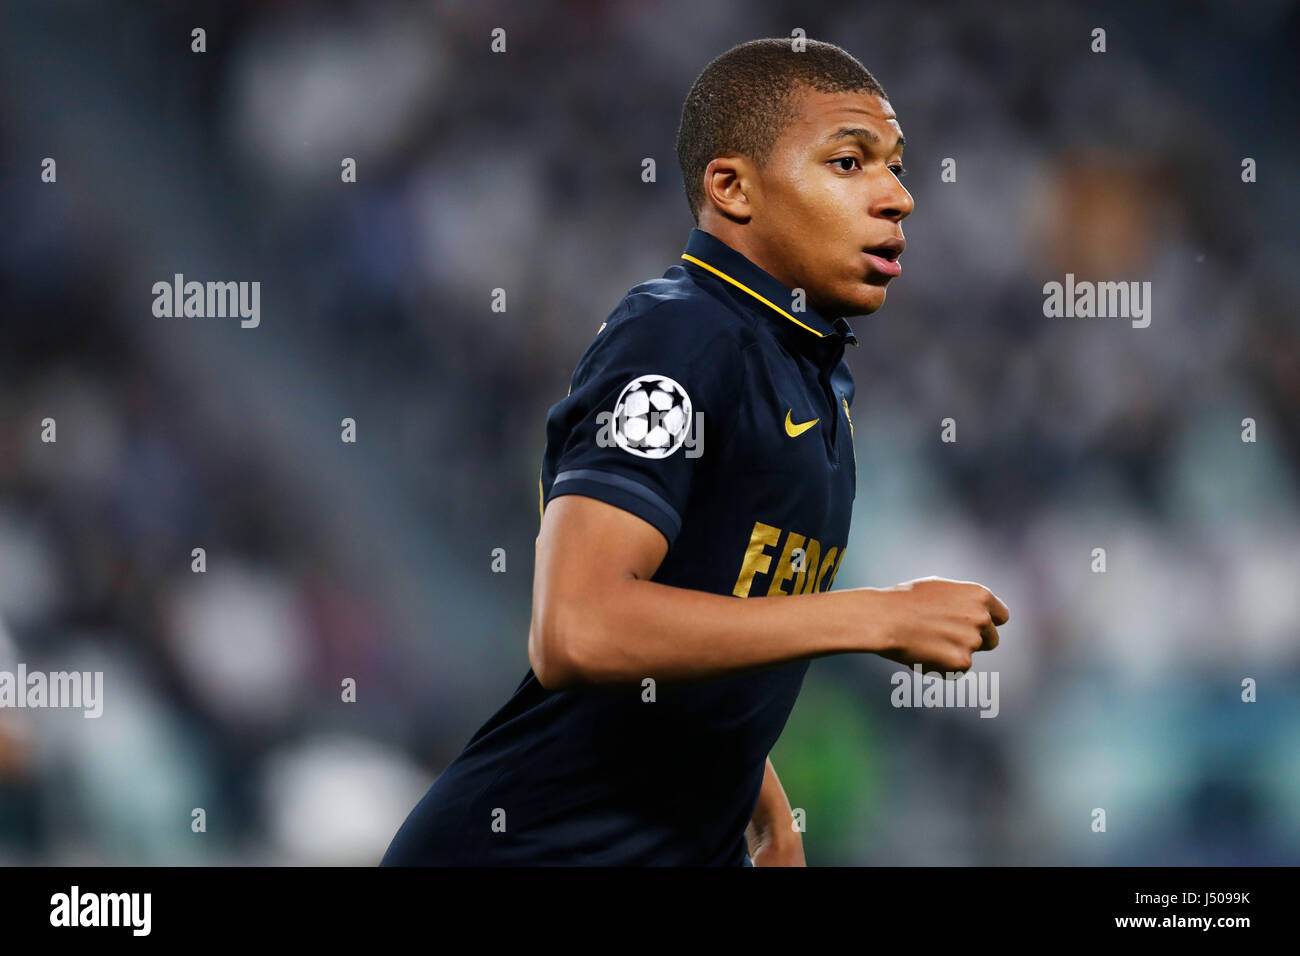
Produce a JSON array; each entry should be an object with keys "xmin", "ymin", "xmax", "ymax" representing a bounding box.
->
[{"xmin": 875, "ymin": 576, "xmax": 1010, "ymax": 675}]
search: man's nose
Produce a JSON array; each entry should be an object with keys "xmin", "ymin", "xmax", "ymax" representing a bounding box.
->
[{"xmin": 876, "ymin": 183, "xmax": 914, "ymax": 221}]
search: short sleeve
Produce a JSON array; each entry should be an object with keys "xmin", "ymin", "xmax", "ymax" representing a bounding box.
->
[{"xmin": 542, "ymin": 300, "xmax": 746, "ymax": 547}]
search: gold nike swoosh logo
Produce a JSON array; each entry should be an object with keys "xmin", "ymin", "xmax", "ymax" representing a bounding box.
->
[{"xmin": 784, "ymin": 409, "xmax": 819, "ymax": 437}]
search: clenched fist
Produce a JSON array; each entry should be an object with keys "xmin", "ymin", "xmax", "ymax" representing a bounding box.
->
[{"xmin": 873, "ymin": 577, "xmax": 1010, "ymax": 675}]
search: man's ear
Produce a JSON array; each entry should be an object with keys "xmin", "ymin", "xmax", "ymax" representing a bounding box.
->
[{"xmin": 702, "ymin": 156, "xmax": 758, "ymax": 223}]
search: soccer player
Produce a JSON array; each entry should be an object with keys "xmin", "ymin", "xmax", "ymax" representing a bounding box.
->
[{"xmin": 382, "ymin": 37, "xmax": 1009, "ymax": 867}]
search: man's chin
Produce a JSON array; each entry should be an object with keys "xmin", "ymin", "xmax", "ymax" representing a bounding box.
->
[
  {"xmin": 835, "ymin": 286, "xmax": 887, "ymax": 318},
  {"xmin": 809, "ymin": 279, "xmax": 889, "ymax": 319}
]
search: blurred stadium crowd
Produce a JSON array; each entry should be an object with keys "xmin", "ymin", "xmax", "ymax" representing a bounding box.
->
[{"xmin": 1, "ymin": 0, "xmax": 1297, "ymax": 864}]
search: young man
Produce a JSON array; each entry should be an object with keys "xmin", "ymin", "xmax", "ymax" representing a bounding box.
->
[{"xmin": 382, "ymin": 37, "xmax": 1009, "ymax": 867}]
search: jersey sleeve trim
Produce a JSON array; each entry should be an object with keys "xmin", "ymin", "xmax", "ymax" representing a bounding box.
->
[{"xmin": 548, "ymin": 468, "xmax": 683, "ymax": 544}]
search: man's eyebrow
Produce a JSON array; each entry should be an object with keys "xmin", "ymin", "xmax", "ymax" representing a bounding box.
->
[{"xmin": 824, "ymin": 127, "xmax": 905, "ymax": 152}]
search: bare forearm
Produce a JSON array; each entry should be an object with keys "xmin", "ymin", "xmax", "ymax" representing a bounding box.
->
[
  {"xmin": 749, "ymin": 757, "xmax": 795, "ymax": 834},
  {"xmin": 746, "ymin": 757, "xmax": 805, "ymax": 865},
  {"xmin": 554, "ymin": 577, "xmax": 893, "ymax": 687},
  {"xmin": 529, "ymin": 496, "xmax": 1010, "ymax": 691}
]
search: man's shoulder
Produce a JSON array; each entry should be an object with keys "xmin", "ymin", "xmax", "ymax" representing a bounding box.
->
[{"xmin": 593, "ymin": 271, "xmax": 759, "ymax": 358}]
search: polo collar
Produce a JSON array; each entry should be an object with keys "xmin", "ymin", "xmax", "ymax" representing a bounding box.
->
[{"xmin": 679, "ymin": 227, "xmax": 859, "ymax": 351}]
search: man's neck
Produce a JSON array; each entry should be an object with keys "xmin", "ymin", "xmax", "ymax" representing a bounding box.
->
[{"xmin": 697, "ymin": 221, "xmax": 849, "ymax": 320}]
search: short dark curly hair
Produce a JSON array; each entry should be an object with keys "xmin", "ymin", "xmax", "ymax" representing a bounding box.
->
[{"xmin": 675, "ymin": 38, "xmax": 886, "ymax": 224}]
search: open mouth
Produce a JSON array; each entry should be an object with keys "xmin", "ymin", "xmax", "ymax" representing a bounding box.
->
[{"xmin": 863, "ymin": 240, "xmax": 904, "ymax": 276}]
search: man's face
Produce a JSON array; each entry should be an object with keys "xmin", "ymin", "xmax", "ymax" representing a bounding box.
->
[{"xmin": 749, "ymin": 88, "xmax": 913, "ymax": 318}]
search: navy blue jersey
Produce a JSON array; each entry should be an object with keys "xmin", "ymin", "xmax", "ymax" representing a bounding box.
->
[{"xmin": 382, "ymin": 227, "xmax": 858, "ymax": 866}]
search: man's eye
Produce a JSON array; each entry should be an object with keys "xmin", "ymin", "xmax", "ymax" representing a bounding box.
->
[
  {"xmin": 830, "ymin": 156, "xmax": 860, "ymax": 172},
  {"xmin": 889, "ymin": 163, "xmax": 907, "ymax": 177}
]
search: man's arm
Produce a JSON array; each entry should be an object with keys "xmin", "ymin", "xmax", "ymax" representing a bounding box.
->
[
  {"xmin": 528, "ymin": 494, "xmax": 1009, "ymax": 690},
  {"xmin": 745, "ymin": 757, "xmax": 805, "ymax": 866}
]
